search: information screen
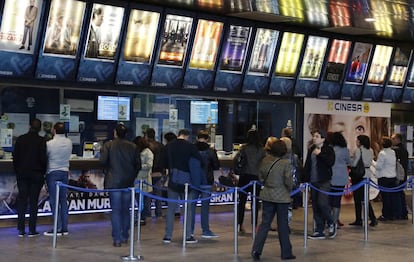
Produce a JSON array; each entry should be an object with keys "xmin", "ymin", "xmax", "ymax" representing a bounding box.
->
[
  {"xmin": 299, "ymin": 36, "xmax": 328, "ymax": 79},
  {"xmin": 323, "ymin": 39, "xmax": 351, "ymax": 82},
  {"xmin": 388, "ymin": 47, "xmax": 411, "ymax": 87},
  {"xmin": 345, "ymin": 42, "xmax": 373, "ymax": 83},
  {"xmin": 190, "ymin": 101, "xmax": 218, "ymax": 124},
  {"xmin": 97, "ymin": 96, "xmax": 130, "ymax": 121},
  {"xmin": 274, "ymin": 32, "xmax": 305, "ymax": 77},
  {"xmin": 219, "ymin": 25, "xmax": 251, "ymax": 72},
  {"xmin": 367, "ymin": 45, "xmax": 393, "ymax": 85},
  {"xmin": 247, "ymin": 28, "xmax": 279, "ymax": 76}
]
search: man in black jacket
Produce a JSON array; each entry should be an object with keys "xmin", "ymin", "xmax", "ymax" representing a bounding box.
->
[
  {"xmin": 13, "ymin": 118, "xmax": 47, "ymax": 237},
  {"xmin": 391, "ymin": 133, "xmax": 409, "ymax": 219}
]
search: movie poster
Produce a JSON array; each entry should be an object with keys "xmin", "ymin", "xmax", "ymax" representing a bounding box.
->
[
  {"xmin": 345, "ymin": 42, "xmax": 373, "ymax": 83},
  {"xmin": 219, "ymin": 25, "xmax": 251, "ymax": 72},
  {"xmin": 274, "ymin": 32, "xmax": 304, "ymax": 78},
  {"xmin": 323, "ymin": 39, "xmax": 351, "ymax": 82},
  {"xmin": 247, "ymin": 28, "xmax": 279, "ymax": 76},
  {"xmin": 189, "ymin": 19, "xmax": 223, "ymax": 70},
  {"xmin": 299, "ymin": 36, "xmax": 329, "ymax": 79},
  {"xmin": 84, "ymin": 3, "xmax": 124, "ymax": 60},
  {"xmin": 123, "ymin": 9, "xmax": 160, "ymax": 63},
  {"xmin": 158, "ymin": 14, "xmax": 193, "ymax": 67},
  {"xmin": 388, "ymin": 47, "xmax": 411, "ymax": 87},
  {"xmin": 367, "ymin": 45, "xmax": 393, "ymax": 85},
  {"xmin": 0, "ymin": 0, "xmax": 43, "ymax": 53},
  {"xmin": 43, "ymin": 0, "xmax": 85, "ymax": 56}
]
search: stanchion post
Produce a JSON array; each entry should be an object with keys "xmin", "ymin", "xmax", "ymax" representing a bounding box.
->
[
  {"xmin": 121, "ymin": 188, "xmax": 142, "ymax": 261},
  {"xmin": 411, "ymin": 179, "xmax": 414, "ymax": 225},
  {"xmin": 252, "ymin": 181, "xmax": 257, "ymax": 241},
  {"xmin": 137, "ymin": 180, "xmax": 143, "ymax": 241},
  {"xmin": 182, "ymin": 183, "xmax": 189, "ymax": 248},
  {"xmin": 303, "ymin": 183, "xmax": 308, "ymax": 248},
  {"xmin": 52, "ymin": 181, "xmax": 61, "ymax": 248},
  {"xmin": 363, "ymin": 178, "xmax": 369, "ymax": 241},
  {"xmin": 234, "ymin": 187, "xmax": 238, "ymax": 255}
]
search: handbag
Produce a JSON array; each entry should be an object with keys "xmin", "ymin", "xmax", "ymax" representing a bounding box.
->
[{"xmin": 350, "ymin": 148, "xmax": 365, "ymax": 183}]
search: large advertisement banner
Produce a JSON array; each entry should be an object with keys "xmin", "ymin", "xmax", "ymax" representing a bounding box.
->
[
  {"xmin": 274, "ymin": 32, "xmax": 304, "ymax": 78},
  {"xmin": 219, "ymin": 25, "xmax": 251, "ymax": 72},
  {"xmin": 43, "ymin": 0, "xmax": 85, "ymax": 56},
  {"xmin": 367, "ymin": 45, "xmax": 393, "ymax": 85},
  {"xmin": 298, "ymin": 36, "xmax": 328, "ymax": 80},
  {"xmin": 247, "ymin": 28, "xmax": 279, "ymax": 76},
  {"xmin": 303, "ymin": 98, "xmax": 391, "ymax": 159},
  {"xmin": 345, "ymin": 42, "xmax": 373, "ymax": 83}
]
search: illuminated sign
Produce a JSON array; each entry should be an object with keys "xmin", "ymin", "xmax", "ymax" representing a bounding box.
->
[
  {"xmin": 247, "ymin": 28, "xmax": 279, "ymax": 76},
  {"xmin": 388, "ymin": 47, "xmax": 411, "ymax": 87},
  {"xmin": 323, "ymin": 39, "xmax": 351, "ymax": 82},
  {"xmin": 219, "ymin": 25, "xmax": 251, "ymax": 72},
  {"xmin": 345, "ymin": 42, "xmax": 373, "ymax": 83},
  {"xmin": 299, "ymin": 36, "xmax": 328, "ymax": 79},
  {"xmin": 274, "ymin": 32, "xmax": 304, "ymax": 77},
  {"xmin": 189, "ymin": 19, "xmax": 223, "ymax": 70},
  {"xmin": 367, "ymin": 45, "xmax": 393, "ymax": 85}
]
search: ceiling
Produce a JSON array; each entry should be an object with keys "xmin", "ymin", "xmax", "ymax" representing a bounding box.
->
[{"xmin": 136, "ymin": 0, "xmax": 414, "ymax": 43}]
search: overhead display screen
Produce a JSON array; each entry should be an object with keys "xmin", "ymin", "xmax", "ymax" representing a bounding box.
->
[
  {"xmin": 158, "ymin": 14, "xmax": 193, "ymax": 67},
  {"xmin": 345, "ymin": 42, "xmax": 373, "ymax": 83},
  {"xmin": 97, "ymin": 96, "xmax": 130, "ymax": 121},
  {"xmin": 84, "ymin": 3, "xmax": 124, "ymax": 60},
  {"xmin": 247, "ymin": 28, "xmax": 279, "ymax": 76},
  {"xmin": 43, "ymin": 0, "xmax": 85, "ymax": 57},
  {"xmin": 388, "ymin": 47, "xmax": 411, "ymax": 87},
  {"xmin": 367, "ymin": 45, "xmax": 393, "ymax": 85},
  {"xmin": 123, "ymin": 9, "xmax": 160, "ymax": 63},
  {"xmin": 189, "ymin": 19, "xmax": 223, "ymax": 70},
  {"xmin": 274, "ymin": 32, "xmax": 305, "ymax": 77},
  {"xmin": 190, "ymin": 100, "xmax": 218, "ymax": 124},
  {"xmin": 219, "ymin": 25, "xmax": 252, "ymax": 72},
  {"xmin": 323, "ymin": 39, "xmax": 351, "ymax": 82},
  {"xmin": 298, "ymin": 36, "xmax": 328, "ymax": 79},
  {"xmin": 0, "ymin": 0, "xmax": 43, "ymax": 53}
]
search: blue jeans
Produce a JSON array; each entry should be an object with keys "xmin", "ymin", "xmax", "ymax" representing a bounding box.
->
[
  {"xmin": 164, "ymin": 188, "xmax": 195, "ymax": 239},
  {"xmin": 46, "ymin": 171, "xmax": 69, "ymax": 232},
  {"xmin": 191, "ymin": 185, "xmax": 213, "ymax": 234},
  {"xmin": 109, "ymin": 190, "xmax": 131, "ymax": 243},
  {"xmin": 311, "ymin": 181, "xmax": 334, "ymax": 233}
]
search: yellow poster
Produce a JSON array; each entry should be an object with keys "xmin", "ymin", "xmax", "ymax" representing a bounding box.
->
[
  {"xmin": 367, "ymin": 45, "xmax": 393, "ymax": 85},
  {"xmin": 274, "ymin": 32, "xmax": 304, "ymax": 77}
]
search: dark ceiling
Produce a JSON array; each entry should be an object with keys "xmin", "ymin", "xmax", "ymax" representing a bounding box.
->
[{"xmin": 136, "ymin": 0, "xmax": 414, "ymax": 43}]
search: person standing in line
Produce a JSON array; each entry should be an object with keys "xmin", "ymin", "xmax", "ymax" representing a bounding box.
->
[
  {"xmin": 251, "ymin": 139, "xmax": 296, "ymax": 261},
  {"xmin": 13, "ymin": 118, "xmax": 47, "ymax": 237},
  {"xmin": 191, "ymin": 129, "xmax": 220, "ymax": 238},
  {"xmin": 19, "ymin": 0, "xmax": 38, "ymax": 51},
  {"xmin": 163, "ymin": 132, "xmax": 181, "ymax": 218},
  {"xmin": 303, "ymin": 129, "xmax": 336, "ymax": 239},
  {"xmin": 391, "ymin": 133, "xmax": 409, "ymax": 220},
  {"xmin": 43, "ymin": 122, "xmax": 73, "ymax": 236},
  {"xmin": 100, "ymin": 123, "xmax": 141, "ymax": 247}
]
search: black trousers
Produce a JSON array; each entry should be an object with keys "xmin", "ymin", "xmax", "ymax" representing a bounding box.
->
[
  {"xmin": 16, "ymin": 174, "xmax": 44, "ymax": 232},
  {"xmin": 352, "ymin": 185, "xmax": 376, "ymax": 222},
  {"xmin": 237, "ymin": 174, "xmax": 261, "ymax": 227}
]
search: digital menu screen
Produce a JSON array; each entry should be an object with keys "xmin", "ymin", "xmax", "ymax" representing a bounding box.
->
[
  {"xmin": 0, "ymin": 0, "xmax": 43, "ymax": 53},
  {"xmin": 189, "ymin": 19, "xmax": 223, "ymax": 70},
  {"xmin": 247, "ymin": 28, "xmax": 279, "ymax": 76},
  {"xmin": 123, "ymin": 9, "xmax": 160, "ymax": 63},
  {"xmin": 84, "ymin": 3, "xmax": 124, "ymax": 60},
  {"xmin": 190, "ymin": 100, "xmax": 218, "ymax": 124},
  {"xmin": 43, "ymin": 0, "xmax": 85, "ymax": 57},
  {"xmin": 97, "ymin": 96, "xmax": 130, "ymax": 121},
  {"xmin": 323, "ymin": 39, "xmax": 351, "ymax": 82},
  {"xmin": 219, "ymin": 25, "xmax": 252, "ymax": 72},
  {"xmin": 298, "ymin": 36, "xmax": 328, "ymax": 79},
  {"xmin": 274, "ymin": 32, "xmax": 305, "ymax": 77},
  {"xmin": 367, "ymin": 45, "xmax": 393, "ymax": 85},
  {"xmin": 345, "ymin": 42, "xmax": 373, "ymax": 83},
  {"xmin": 388, "ymin": 47, "xmax": 411, "ymax": 87},
  {"xmin": 158, "ymin": 14, "xmax": 193, "ymax": 67}
]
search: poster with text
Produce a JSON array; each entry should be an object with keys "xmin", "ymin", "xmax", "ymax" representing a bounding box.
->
[
  {"xmin": 158, "ymin": 14, "xmax": 193, "ymax": 67},
  {"xmin": 345, "ymin": 42, "xmax": 372, "ymax": 83},
  {"xmin": 298, "ymin": 36, "xmax": 328, "ymax": 80},
  {"xmin": 367, "ymin": 45, "xmax": 393, "ymax": 85},
  {"xmin": 123, "ymin": 9, "xmax": 160, "ymax": 63},
  {"xmin": 219, "ymin": 25, "xmax": 251, "ymax": 72},
  {"xmin": 247, "ymin": 28, "xmax": 279, "ymax": 76},
  {"xmin": 274, "ymin": 32, "xmax": 304, "ymax": 78},
  {"xmin": 43, "ymin": 0, "xmax": 85, "ymax": 56},
  {"xmin": 84, "ymin": 3, "xmax": 124, "ymax": 60},
  {"xmin": 189, "ymin": 19, "xmax": 223, "ymax": 70},
  {"xmin": 388, "ymin": 47, "xmax": 411, "ymax": 87},
  {"xmin": 323, "ymin": 39, "xmax": 351, "ymax": 82}
]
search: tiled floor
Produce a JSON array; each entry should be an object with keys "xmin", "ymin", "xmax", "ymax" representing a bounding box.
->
[{"xmin": 1, "ymin": 201, "xmax": 414, "ymax": 262}]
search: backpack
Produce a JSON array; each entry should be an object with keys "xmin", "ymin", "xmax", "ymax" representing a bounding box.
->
[{"xmin": 233, "ymin": 148, "xmax": 247, "ymax": 175}]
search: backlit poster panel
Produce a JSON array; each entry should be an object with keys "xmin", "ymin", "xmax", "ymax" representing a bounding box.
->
[
  {"xmin": 123, "ymin": 9, "xmax": 160, "ymax": 63},
  {"xmin": 274, "ymin": 32, "xmax": 304, "ymax": 77},
  {"xmin": 0, "ymin": 0, "xmax": 43, "ymax": 53},
  {"xmin": 158, "ymin": 14, "xmax": 193, "ymax": 67},
  {"xmin": 323, "ymin": 39, "xmax": 351, "ymax": 82},
  {"xmin": 388, "ymin": 47, "xmax": 411, "ymax": 87},
  {"xmin": 367, "ymin": 45, "xmax": 393, "ymax": 85},
  {"xmin": 189, "ymin": 19, "xmax": 223, "ymax": 70},
  {"xmin": 84, "ymin": 3, "xmax": 124, "ymax": 60},
  {"xmin": 247, "ymin": 28, "xmax": 279, "ymax": 76},
  {"xmin": 406, "ymin": 66, "xmax": 414, "ymax": 88},
  {"xmin": 219, "ymin": 25, "xmax": 251, "ymax": 72},
  {"xmin": 43, "ymin": 0, "xmax": 85, "ymax": 56},
  {"xmin": 345, "ymin": 42, "xmax": 373, "ymax": 83},
  {"xmin": 299, "ymin": 36, "xmax": 328, "ymax": 79}
]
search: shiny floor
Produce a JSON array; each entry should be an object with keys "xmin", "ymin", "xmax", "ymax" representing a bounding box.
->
[{"xmin": 1, "ymin": 201, "xmax": 414, "ymax": 262}]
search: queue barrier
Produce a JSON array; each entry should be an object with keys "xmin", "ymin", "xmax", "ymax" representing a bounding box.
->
[{"xmin": 51, "ymin": 176, "xmax": 414, "ymax": 259}]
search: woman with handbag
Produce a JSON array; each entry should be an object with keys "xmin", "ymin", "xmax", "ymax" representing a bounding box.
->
[{"xmin": 349, "ymin": 135, "xmax": 377, "ymax": 227}]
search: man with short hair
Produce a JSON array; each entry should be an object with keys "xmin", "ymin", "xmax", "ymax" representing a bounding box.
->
[
  {"xmin": 391, "ymin": 133, "xmax": 409, "ymax": 219},
  {"xmin": 100, "ymin": 123, "xmax": 141, "ymax": 247},
  {"xmin": 13, "ymin": 118, "xmax": 47, "ymax": 237},
  {"xmin": 44, "ymin": 122, "xmax": 73, "ymax": 236}
]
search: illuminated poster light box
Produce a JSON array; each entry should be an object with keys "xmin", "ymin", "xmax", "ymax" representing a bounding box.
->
[
  {"xmin": 367, "ymin": 45, "xmax": 393, "ymax": 85},
  {"xmin": 43, "ymin": 0, "xmax": 86, "ymax": 57},
  {"xmin": 247, "ymin": 28, "xmax": 279, "ymax": 76},
  {"xmin": 189, "ymin": 19, "xmax": 223, "ymax": 70},
  {"xmin": 158, "ymin": 14, "xmax": 193, "ymax": 67},
  {"xmin": 388, "ymin": 47, "xmax": 411, "ymax": 87},
  {"xmin": 274, "ymin": 32, "xmax": 305, "ymax": 78},
  {"xmin": 123, "ymin": 9, "xmax": 160, "ymax": 63},
  {"xmin": 323, "ymin": 39, "xmax": 351, "ymax": 83},
  {"xmin": 298, "ymin": 35, "xmax": 328, "ymax": 80},
  {"xmin": 345, "ymin": 42, "xmax": 373, "ymax": 83},
  {"xmin": 219, "ymin": 25, "xmax": 252, "ymax": 73}
]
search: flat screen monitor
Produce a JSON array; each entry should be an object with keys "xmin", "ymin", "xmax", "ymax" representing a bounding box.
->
[
  {"xmin": 190, "ymin": 101, "xmax": 218, "ymax": 124},
  {"xmin": 97, "ymin": 96, "xmax": 130, "ymax": 121}
]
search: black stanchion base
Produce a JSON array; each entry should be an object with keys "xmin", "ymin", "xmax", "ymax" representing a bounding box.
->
[{"xmin": 121, "ymin": 255, "xmax": 143, "ymax": 261}]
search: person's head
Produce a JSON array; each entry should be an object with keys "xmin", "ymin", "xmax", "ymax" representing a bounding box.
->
[
  {"xmin": 280, "ymin": 137, "xmax": 292, "ymax": 153},
  {"xmin": 264, "ymin": 136, "xmax": 278, "ymax": 153},
  {"xmin": 177, "ymin": 129, "xmax": 190, "ymax": 140},
  {"xmin": 30, "ymin": 118, "xmax": 41, "ymax": 133},
  {"xmin": 30, "ymin": 0, "xmax": 35, "ymax": 6},
  {"xmin": 197, "ymin": 130, "xmax": 209, "ymax": 142},
  {"xmin": 270, "ymin": 139, "xmax": 287, "ymax": 157},
  {"xmin": 391, "ymin": 133, "xmax": 403, "ymax": 146},
  {"xmin": 381, "ymin": 136, "xmax": 392, "ymax": 149},
  {"xmin": 246, "ymin": 129, "xmax": 262, "ymax": 148},
  {"xmin": 164, "ymin": 132, "xmax": 177, "ymax": 144},
  {"xmin": 311, "ymin": 129, "xmax": 327, "ymax": 147},
  {"xmin": 281, "ymin": 127, "xmax": 292, "ymax": 138},
  {"xmin": 92, "ymin": 7, "xmax": 104, "ymax": 26},
  {"xmin": 145, "ymin": 128, "xmax": 156, "ymax": 140},
  {"xmin": 330, "ymin": 132, "xmax": 347, "ymax": 148},
  {"xmin": 114, "ymin": 123, "xmax": 127, "ymax": 139},
  {"xmin": 357, "ymin": 135, "xmax": 370, "ymax": 149},
  {"xmin": 133, "ymin": 136, "xmax": 149, "ymax": 152},
  {"xmin": 53, "ymin": 122, "xmax": 65, "ymax": 135}
]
